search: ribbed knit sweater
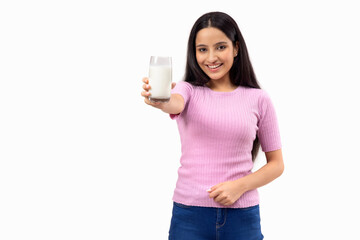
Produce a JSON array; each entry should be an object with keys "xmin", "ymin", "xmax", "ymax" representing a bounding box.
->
[{"xmin": 170, "ymin": 81, "xmax": 282, "ymax": 208}]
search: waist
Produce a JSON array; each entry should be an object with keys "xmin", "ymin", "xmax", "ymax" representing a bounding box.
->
[{"xmin": 173, "ymin": 186, "xmax": 259, "ymax": 208}]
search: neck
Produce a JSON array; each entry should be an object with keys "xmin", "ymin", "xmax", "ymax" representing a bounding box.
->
[{"xmin": 206, "ymin": 78, "xmax": 237, "ymax": 92}]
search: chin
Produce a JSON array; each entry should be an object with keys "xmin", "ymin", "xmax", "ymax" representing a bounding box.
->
[{"xmin": 206, "ymin": 73, "xmax": 225, "ymax": 80}]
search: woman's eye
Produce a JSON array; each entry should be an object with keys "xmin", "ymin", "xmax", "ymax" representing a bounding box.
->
[
  {"xmin": 198, "ymin": 48, "xmax": 207, "ymax": 52},
  {"xmin": 217, "ymin": 45, "xmax": 226, "ymax": 50}
]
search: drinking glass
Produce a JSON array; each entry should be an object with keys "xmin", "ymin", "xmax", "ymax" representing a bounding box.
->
[{"xmin": 148, "ymin": 56, "xmax": 172, "ymax": 103}]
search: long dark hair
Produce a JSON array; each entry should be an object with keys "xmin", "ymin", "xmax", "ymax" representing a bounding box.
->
[{"xmin": 184, "ymin": 11, "xmax": 261, "ymax": 161}]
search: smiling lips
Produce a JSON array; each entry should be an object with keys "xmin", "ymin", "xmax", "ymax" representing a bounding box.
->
[{"xmin": 207, "ymin": 63, "xmax": 223, "ymax": 71}]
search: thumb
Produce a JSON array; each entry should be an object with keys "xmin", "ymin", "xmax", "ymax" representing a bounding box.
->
[
  {"xmin": 171, "ymin": 82, "xmax": 176, "ymax": 89},
  {"xmin": 207, "ymin": 181, "xmax": 223, "ymax": 192},
  {"xmin": 206, "ymin": 184, "xmax": 218, "ymax": 194},
  {"xmin": 208, "ymin": 186, "xmax": 223, "ymax": 199}
]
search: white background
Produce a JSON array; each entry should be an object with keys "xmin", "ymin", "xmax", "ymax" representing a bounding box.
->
[{"xmin": 1, "ymin": 0, "xmax": 359, "ymax": 239}]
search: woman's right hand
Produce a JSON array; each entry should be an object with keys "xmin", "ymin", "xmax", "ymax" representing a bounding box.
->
[{"xmin": 141, "ymin": 77, "xmax": 176, "ymax": 110}]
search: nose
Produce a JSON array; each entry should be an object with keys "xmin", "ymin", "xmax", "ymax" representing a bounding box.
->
[{"xmin": 207, "ymin": 50, "xmax": 218, "ymax": 63}]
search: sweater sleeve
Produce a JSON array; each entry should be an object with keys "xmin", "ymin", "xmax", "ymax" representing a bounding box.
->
[
  {"xmin": 257, "ymin": 91, "xmax": 282, "ymax": 152},
  {"xmin": 169, "ymin": 81, "xmax": 193, "ymax": 120}
]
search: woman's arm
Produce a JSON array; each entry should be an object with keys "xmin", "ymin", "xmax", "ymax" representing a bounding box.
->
[
  {"xmin": 208, "ymin": 149, "xmax": 284, "ymax": 206},
  {"xmin": 157, "ymin": 93, "xmax": 184, "ymax": 114},
  {"xmin": 141, "ymin": 77, "xmax": 185, "ymax": 114},
  {"xmin": 238, "ymin": 149, "xmax": 284, "ymax": 191}
]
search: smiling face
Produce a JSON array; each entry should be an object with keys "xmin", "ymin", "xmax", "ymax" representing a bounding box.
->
[{"xmin": 195, "ymin": 27, "xmax": 238, "ymax": 84}]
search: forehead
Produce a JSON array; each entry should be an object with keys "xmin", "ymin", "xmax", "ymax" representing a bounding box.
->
[{"xmin": 195, "ymin": 27, "xmax": 231, "ymax": 44}]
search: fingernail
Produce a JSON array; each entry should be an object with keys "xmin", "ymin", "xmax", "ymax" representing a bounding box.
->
[{"xmin": 206, "ymin": 188, "xmax": 211, "ymax": 192}]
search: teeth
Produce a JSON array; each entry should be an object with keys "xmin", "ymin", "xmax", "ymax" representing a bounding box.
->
[{"xmin": 208, "ymin": 64, "xmax": 221, "ymax": 69}]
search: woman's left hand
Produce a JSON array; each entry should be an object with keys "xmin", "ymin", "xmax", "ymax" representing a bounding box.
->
[{"xmin": 207, "ymin": 179, "xmax": 247, "ymax": 206}]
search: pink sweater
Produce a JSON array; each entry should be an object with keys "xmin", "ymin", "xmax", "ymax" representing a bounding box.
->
[{"xmin": 170, "ymin": 81, "xmax": 282, "ymax": 208}]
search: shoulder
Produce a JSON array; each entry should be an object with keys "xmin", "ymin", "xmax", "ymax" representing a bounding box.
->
[
  {"xmin": 172, "ymin": 81, "xmax": 193, "ymax": 91},
  {"xmin": 173, "ymin": 81, "xmax": 195, "ymax": 94},
  {"xmin": 171, "ymin": 81, "xmax": 196, "ymax": 103},
  {"xmin": 241, "ymin": 86, "xmax": 271, "ymax": 100},
  {"xmin": 175, "ymin": 81, "xmax": 194, "ymax": 89},
  {"xmin": 240, "ymin": 87, "xmax": 275, "ymax": 112}
]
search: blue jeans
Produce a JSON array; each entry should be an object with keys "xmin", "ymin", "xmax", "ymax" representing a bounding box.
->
[{"xmin": 169, "ymin": 202, "xmax": 264, "ymax": 240}]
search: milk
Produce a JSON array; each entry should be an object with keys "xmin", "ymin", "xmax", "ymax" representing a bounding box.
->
[{"xmin": 149, "ymin": 65, "xmax": 172, "ymax": 102}]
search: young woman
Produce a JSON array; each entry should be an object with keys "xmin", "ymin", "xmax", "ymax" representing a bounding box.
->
[{"xmin": 141, "ymin": 11, "xmax": 284, "ymax": 240}]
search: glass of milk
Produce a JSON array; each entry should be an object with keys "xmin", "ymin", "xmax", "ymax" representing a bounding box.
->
[{"xmin": 148, "ymin": 56, "xmax": 172, "ymax": 103}]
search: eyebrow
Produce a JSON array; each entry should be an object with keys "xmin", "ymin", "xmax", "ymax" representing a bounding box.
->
[{"xmin": 196, "ymin": 41, "xmax": 228, "ymax": 47}]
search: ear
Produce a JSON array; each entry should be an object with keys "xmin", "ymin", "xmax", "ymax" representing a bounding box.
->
[{"xmin": 233, "ymin": 41, "xmax": 239, "ymax": 57}]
